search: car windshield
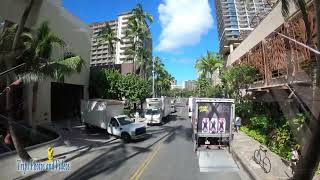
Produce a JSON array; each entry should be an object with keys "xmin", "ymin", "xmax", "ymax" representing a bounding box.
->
[
  {"xmin": 117, "ymin": 116, "xmax": 134, "ymax": 125},
  {"xmin": 146, "ymin": 109, "xmax": 160, "ymax": 115}
]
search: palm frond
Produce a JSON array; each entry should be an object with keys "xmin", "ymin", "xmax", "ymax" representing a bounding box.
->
[
  {"xmin": 293, "ymin": 0, "xmax": 307, "ymax": 13},
  {"xmin": 53, "ymin": 55, "xmax": 84, "ymax": 73},
  {"xmin": 47, "ymin": 33, "xmax": 65, "ymax": 47},
  {"xmin": 37, "ymin": 21, "xmax": 50, "ymax": 41},
  {"xmin": 39, "ymin": 56, "xmax": 84, "ymax": 81},
  {"xmin": 144, "ymin": 13, "xmax": 154, "ymax": 23},
  {"xmin": 281, "ymin": 0, "xmax": 290, "ymax": 17},
  {"xmin": 18, "ymin": 72, "xmax": 46, "ymax": 84}
]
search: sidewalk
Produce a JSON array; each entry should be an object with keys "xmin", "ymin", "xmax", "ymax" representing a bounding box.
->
[
  {"xmin": 0, "ymin": 119, "xmax": 118, "ymax": 180},
  {"xmin": 231, "ymin": 132, "xmax": 293, "ymax": 180},
  {"xmin": 232, "ymin": 132, "xmax": 320, "ymax": 180}
]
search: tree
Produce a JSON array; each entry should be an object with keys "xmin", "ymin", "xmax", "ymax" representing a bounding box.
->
[
  {"xmin": 3, "ymin": 0, "xmax": 36, "ymax": 161},
  {"xmin": 152, "ymin": 57, "xmax": 174, "ymax": 96},
  {"xmin": 124, "ymin": 3, "xmax": 153, "ymax": 73},
  {"xmin": 96, "ymin": 24, "xmax": 121, "ymax": 66},
  {"xmin": 194, "ymin": 76, "xmax": 212, "ymax": 97},
  {"xmin": 139, "ymin": 48, "xmax": 152, "ymax": 80},
  {"xmin": 195, "ymin": 51, "xmax": 224, "ymax": 79},
  {"xmin": 89, "ymin": 69, "xmax": 150, "ymax": 109},
  {"xmin": 19, "ymin": 21, "xmax": 84, "ymax": 124},
  {"xmin": 220, "ymin": 64, "xmax": 256, "ymax": 100},
  {"xmin": 119, "ymin": 73, "xmax": 150, "ymax": 109},
  {"xmin": 89, "ymin": 69, "xmax": 122, "ymax": 100}
]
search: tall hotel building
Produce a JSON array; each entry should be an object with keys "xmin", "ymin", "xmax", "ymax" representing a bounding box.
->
[
  {"xmin": 214, "ymin": 0, "xmax": 275, "ymax": 56},
  {"xmin": 89, "ymin": 12, "xmax": 152, "ymax": 71}
]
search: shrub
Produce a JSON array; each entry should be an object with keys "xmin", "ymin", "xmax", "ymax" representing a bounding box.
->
[
  {"xmin": 268, "ymin": 124, "xmax": 294, "ymax": 160},
  {"xmin": 250, "ymin": 115, "xmax": 269, "ymax": 132},
  {"xmin": 316, "ymin": 167, "xmax": 320, "ymax": 176},
  {"xmin": 240, "ymin": 126, "xmax": 268, "ymax": 144}
]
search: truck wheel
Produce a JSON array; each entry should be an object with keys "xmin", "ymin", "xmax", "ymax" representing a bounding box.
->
[{"xmin": 121, "ymin": 133, "xmax": 131, "ymax": 143}]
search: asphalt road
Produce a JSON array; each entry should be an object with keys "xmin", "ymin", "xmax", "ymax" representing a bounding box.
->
[{"xmin": 64, "ymin": 100, "xmax": 250, "ymax": 180}]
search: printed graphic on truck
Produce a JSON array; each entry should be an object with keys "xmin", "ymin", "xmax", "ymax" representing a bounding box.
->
[{"xmin": 197, "ymin": 102, "xmax": 231, "ymax": 134}]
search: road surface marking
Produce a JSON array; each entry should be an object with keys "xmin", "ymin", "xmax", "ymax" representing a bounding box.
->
[
  {"xmin": 134, "ymin": 143, "xmax": 162, "ymax": 180},
  {"xmin": 130, "ymin": 132, "xmax": 172, "ymax": 180}
]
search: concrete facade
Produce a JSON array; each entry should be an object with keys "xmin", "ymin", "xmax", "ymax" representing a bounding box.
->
[
  {"xmin": 226, "ymin": 1, "xmax": 298, "ymax": 66},
  {"xmin": 0, "ymin": 0, "xmax": 91, "ymax": 124}
]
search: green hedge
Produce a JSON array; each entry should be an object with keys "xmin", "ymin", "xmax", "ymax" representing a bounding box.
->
[
  {"xmin": 240, "ymin": 113, "xmax": 300, "ymax": 160},
  {"xmin": 240, "ymin": 126, "xmax": 268, "ymax": 144}
]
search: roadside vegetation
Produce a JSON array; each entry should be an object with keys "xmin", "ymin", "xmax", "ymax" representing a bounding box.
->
[{"xmin": 191, "ymin": 51, "xmax": 309, "ymax": 162}]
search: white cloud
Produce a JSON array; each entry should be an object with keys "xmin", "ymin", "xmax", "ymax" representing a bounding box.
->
[{"xmin": 156, "ymin": 0, "xmax": 213, "ymax": 52}]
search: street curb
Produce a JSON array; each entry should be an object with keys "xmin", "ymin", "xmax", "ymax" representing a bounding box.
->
[
  {"xmin": 231, "ymin": 144, "xmax": 260, "ymax": 180},
  {"xmin": 0, "ymin": 126, "xmax": 62, "ymax": 160}
]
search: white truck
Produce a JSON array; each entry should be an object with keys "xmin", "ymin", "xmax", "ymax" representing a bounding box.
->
[
  {"xmin": 145, "ymin": 96, "xmax": 171, "ymax": 125},
  {"xmin": 81, "ymin": 99, "xmax": 147, "ymax": 142},
  {"xmin": 188, "ymin": 97, "xmax": 195, "ymax": 118},
  {"xmin": 192, "ymin": 98, "xmax": 238, "ymax": 172}
]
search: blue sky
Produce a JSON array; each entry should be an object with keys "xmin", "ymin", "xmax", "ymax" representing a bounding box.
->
[{"xmin": 62, "ymin": 0, "xmax": 219, "ymax": 85}]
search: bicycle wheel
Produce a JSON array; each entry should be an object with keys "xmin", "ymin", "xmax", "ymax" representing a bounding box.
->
[
  {"xmin": 262, "ymin": 157, "xmax": 271, "ymax": 173},
  {"xmin": 253, "ymin": 150, "xmax": 261, "ymax": 164}
]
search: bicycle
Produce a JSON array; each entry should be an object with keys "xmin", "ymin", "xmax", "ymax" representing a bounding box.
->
[{"xmin": 253, "ymin": 145, "xmax": 271, "ymax": 173}]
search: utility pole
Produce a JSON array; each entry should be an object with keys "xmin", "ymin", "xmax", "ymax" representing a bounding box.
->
[{"xmin": 152, "ymin": 57, "xmax": 155, "ymax": 98}]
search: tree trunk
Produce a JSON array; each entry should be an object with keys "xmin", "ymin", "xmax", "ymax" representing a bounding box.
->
[
  {"xmin": 12, "ymin": 0, "xmax": 35, "ymax": 50},
  {"xmin": 31, "ymin": 82, "xmax": 38, "ymax": 121},
  {"xmin": 6, "ymin": 78, "xmax": 32, "ymax": 161},
  {"xmin": 293, "ymin": 2, "xmax": 320, "ymax": 179},
  {"xmin": 5, "ymin": 0, "xmax": 35, "ymax": 161},
  {"xmin": 7, "ymin": 119, "xmax": 32, "ymax": 161},
  {"xmin": 132, "ymin": 37, "xmax": 136, "ymax": 74}
]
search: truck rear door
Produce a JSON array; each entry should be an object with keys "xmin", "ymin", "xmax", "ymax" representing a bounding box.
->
[{"xmin": 198, "ymin": 149, "xmax": 238, "ymax": 172}]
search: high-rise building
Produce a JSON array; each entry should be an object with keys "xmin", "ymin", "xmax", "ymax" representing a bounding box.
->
[
  {"xmin": 214, "ymin": 0, "xmax": 274, "ymax": 56},
  {"xmin": 89, "ymin": 12, "xmax": 152, "ymax": 70},
  {"xmin": 182, "ymin": 80, "xmax": 196, "ymax": 91}
]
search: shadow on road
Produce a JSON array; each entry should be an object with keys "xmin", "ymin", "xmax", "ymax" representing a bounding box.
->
[{"xmin": 65, "ymin": 130, "xmax": 174, "ymax": 180}]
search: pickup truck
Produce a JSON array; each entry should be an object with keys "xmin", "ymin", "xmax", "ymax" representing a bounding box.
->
[{"xmin": 81, "ymin": 99, "xmax": 147, "ymax": 142}]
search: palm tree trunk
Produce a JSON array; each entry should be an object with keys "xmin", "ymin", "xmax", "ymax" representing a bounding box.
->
[
  {"xmin": 4, "ymin": 0, "xmax": 35, "ymax": 161},
  {"xmin": 293, "ymin": 3, "xmax": 320, "ymax": 179},
  {"xmin": 6, "ymin": 79, "xmax": 32, "ymax": 161},
  {"xmin": 12, "ymin": 0, "xmax": 35, "ymax": 50},
  {"xmin": 32, "ymin": 82, "xmax": 38, "ymax": 120}
]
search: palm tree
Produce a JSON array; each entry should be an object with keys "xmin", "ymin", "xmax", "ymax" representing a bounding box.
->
[
  {"xmin": 96, "ymin": 24, "xmax": 121, "ymax": 67},
  {"xmin": 3, "ymin": 0, "xmax": 36, "ymax": 161},
  {"xmin": 152, "ymin": 57, "xmax": 173, "ymax": 96},
  {"xmin": 20, "ymin": 21, "xmax": 84, "ymax": 125},
  {"xmin": 124, "ymin": 3, "xmax": 153, "ymax": 73},
  {"xmin": 195, "ymin": 51, "xmax": 224, "ymax": 79},
  {"xmin": 139, "ymin": 48, "xmax": 152, "ymax": 79}
]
